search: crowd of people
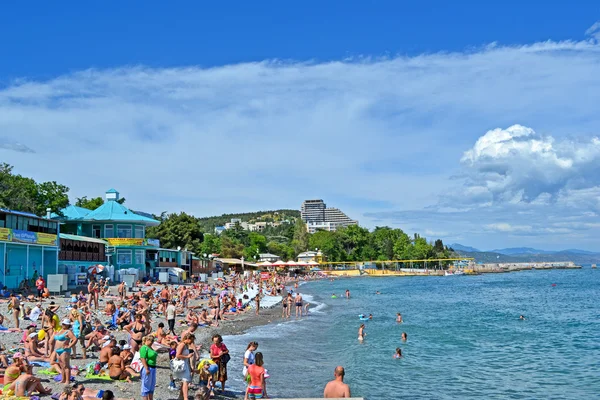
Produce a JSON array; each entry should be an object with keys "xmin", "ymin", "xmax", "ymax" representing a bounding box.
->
[{"xmin": 0, "ymin": 271, "xmax": 328, "ymax": 399}]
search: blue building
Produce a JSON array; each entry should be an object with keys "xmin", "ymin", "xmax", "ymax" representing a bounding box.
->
[
  {"xmin": 0, "ymin": 208, "xmax": 59, "ymax": 289},
  {"xmin": 53, "ymin": 189, "xmax": 193, "ymax": 283}
]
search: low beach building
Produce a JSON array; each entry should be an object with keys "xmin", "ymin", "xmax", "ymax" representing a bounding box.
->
[
  {"xmin": 58, "ymin": 233, "xmax": 108, "ymax": 287},
  {"xmin": 53, "ymin": 189, "xmax": 163, "ymax": 282},
  {"xmin": 0, "ymin": 208, "xmax": 60, "ymax": 289}
]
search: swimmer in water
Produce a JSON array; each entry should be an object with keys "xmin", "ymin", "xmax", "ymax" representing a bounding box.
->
[
  {"xmin": 396, "ymin": 313, "xmax": 403, "ymax": 323},
  {"xmin": 358, "ymin": 324, "xmax": 365, "ymax": 341},
  {"xmin": 393, "ymin": 348, "xmax": 402, "ymax": 358},
  {"xmin": 375, "ymin": 291, "xmax": 381, "ymax": 295},
  {"xmin": 368, "ymin": 314, "xmax": 373, "ymax": 320},
  {"xmin": 345, "ymin": 290, "xmax": 350, "ymax": 299},
  {"xmin": 519, "ymin": 315, "xmax": 526, "ymax": 320},
  {"xmin": 401, "ymin": 332, "xmax": 407, "ymax": 341}
]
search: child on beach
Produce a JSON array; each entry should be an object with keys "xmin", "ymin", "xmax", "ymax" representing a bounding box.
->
[{"xmin": 198, "ymin": 361, "xmax": 215, "ymax": 397}]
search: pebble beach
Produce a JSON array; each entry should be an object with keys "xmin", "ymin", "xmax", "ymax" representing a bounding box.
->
[{"xmin": 0, "ymin": 278, "xmax": 289, "ymax": 400}]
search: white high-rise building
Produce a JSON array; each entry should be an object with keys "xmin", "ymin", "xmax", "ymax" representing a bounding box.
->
[{"xmin": 301, "ymin": 199, "xmax": 358, "ymax": 232}]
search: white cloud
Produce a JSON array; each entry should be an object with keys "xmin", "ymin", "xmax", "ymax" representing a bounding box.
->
[
  {"xmin": 485, "ymin": 223, "xmax": 532, "ymax": 233},
  {"xmin": 1, "ymin": 33, "xmax": 600, "ymax": 249},
  {"xmin": 457, "ymin": 124, "xmax": 600, "ymax": 205},
  {"xmin": 586, "ymin": 21, "xmax": 600, "ymax": 41}
]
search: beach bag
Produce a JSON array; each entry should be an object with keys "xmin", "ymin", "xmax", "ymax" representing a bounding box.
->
[
  {"xmin": 172, "ymin": 358, "xmax": 185, "ymax": 372},
  {"xmin": 130, "ymin": 351, "xmax": 142, "ymax": 373},
  {"xmin": 221, "ymin": 353, "xmax": 231, "ymax": 364}
]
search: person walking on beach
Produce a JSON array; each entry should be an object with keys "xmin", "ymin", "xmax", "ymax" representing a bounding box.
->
[
  {"xmin": 281, "ymin": 296, "xmax": 288, "ymax": 318},
  {"xmin": 245, "ymin": 352, "xmax": 267, "ymax": 400},
  {"xmin": 210, "ymin": 334, "xmax": 229, "ymax": 393},
  {"xmin": 174, "ymin": 333, "xmax": 195, "ymax": 400},
  {"xmin": 243, "ymin": 341, "xmax": 258, "ymax": 380},
  {"xmin": 140, "ymin": 335, "xmax": 158, "ymax": 400},
  {"xmin": 254, "ymin": 294, "xmax": 260, "ymax": 316},
  {"xmin": 295, "ymin": 292, "xmax": 303, "ymax": 318},
  {"xmin": 358, "ymin": 324, "xmax": 365, "ymax": 341},
  {"xmin": 324, "ymin": 366, "xmax": 351, "ymax": 398},
  {"xmin": 166, "ymin": 300, "xmax": 177, "ymax": 335}
]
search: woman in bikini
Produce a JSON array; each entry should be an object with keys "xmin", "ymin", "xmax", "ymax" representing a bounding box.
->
[
  {"xmin": 108, "ymin": 347, "xmax": 133, "ymax": 382},
  {"xmin": 125, "ymin": 314, "xmax": 146, "ymax": 352},
  {"xmin": 358, "ymin": 324, "xmax": 366, "ymax": 341},
  {"xmin": 3, "ymin": 353, "xmax": 25, "ymax": 392},
  {"xmin": 53, "ymin": 318, "xmax": 78, "ymax": 383}
]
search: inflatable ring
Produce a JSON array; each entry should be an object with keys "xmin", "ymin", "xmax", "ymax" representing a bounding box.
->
[{"xmin": 198, "ymin": 358, "xmax": 216, "ymax": 370}]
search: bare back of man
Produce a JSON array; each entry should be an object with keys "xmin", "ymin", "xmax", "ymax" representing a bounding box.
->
[
  {"xmin": 323, "ymin": 366, "xmax": 351, "ymax": 398},
  {"xmin": 324, "ymin": 380, "xmax": 351, "ymax": 398}
]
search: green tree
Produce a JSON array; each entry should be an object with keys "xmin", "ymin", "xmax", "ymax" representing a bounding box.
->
[
  {"xmin": 146, "ymin": 212, "xmax": 204, "ymax": 254},
  {"xmin": 75, "ymin": 196, "xmax": 105, "ymax": 210},
  {"xmin": 35, "ymin": 181, "xmax": 70, "ymax": 216},
  {"xmin": 338, "ymin": 225, "xmax": 371, "ymax": 261},
  {"xmin": 199, "ymin": 234, "xmax": 221, "ymax": 255},
  {"xmin": 309, "ymin": 230, "xmax": 345, "ymax": 262},
  {"xmin": 372, "ymin": 227, "xmax": 406, "ymax": 260},
  {"xmin": 291, "ymin": 219, "xmax": 309, "ymax": 255},
  {"xmin": 393, "ymin": 231, "xmax": 412, "ymax": 259},
  {"xmin": 248, "ymin": 232, "xmax": 268, "ymax": 253},
  {"xmin": 0, "ymin": 164, "xmax": 69, "ymax": 216},
  {"xmin": 220, "ymin": 236, "xmax": 244, "ymax": 258}
]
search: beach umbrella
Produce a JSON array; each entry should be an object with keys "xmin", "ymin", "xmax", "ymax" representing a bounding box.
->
[
  {"xmin": 285, "ymin": 260, "xmax": 297, "ymax": 267},
  {"xmin": 258, "ymin": 261, "xmax": 273, "ymax": 267},
  {"xmin": 307, "ymin": 261, "xmax": 319, "ymax": 266},
  {"xmin": 296, "ymin": 260, "xmax": 309, "ymax": 268},
  {"xmin": 273, "ymin": 260, "xmax": 287, "ymax": 267},
  {"xmin": 88, "ymin": 264, "xmax": 105, "ymax": 274}
]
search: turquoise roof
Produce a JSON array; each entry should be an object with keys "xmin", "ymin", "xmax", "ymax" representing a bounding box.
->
[
  {"xmin": 82, "ymin": 201, "xmax": 159, "ymax": 226},
  {"xmin": 106, "ymin": 188, "xmax": 119, "ymax": 193},
  {"xmin": 51, "ymin": 205, "xmax": 92, "ymax": 220}
]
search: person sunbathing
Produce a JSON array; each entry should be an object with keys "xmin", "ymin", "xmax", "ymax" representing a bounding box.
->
[
  {"xmin": 5, "ymin": 363, "xmax": 51, "ymax": 396},
  {"xmin": 107, "ymin": 347, "xmax": 133, "ymax": 382},
  {"xmin": 104, "ymin": 301, "xmax": 116, "ymax": 316}
]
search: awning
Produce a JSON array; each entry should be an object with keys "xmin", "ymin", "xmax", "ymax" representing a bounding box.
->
[{"xmin": 59, "ymin": 233, "xmax": 108, "ymax": 245}]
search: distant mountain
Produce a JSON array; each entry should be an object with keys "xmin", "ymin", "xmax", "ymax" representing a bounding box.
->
[
  {"xmin": 454, "ymin": 248, "xmax": 600, "ymax": 264},
  {"xmin": 450, "ymin": 243, "xmax": 481, "ymax": 253},
  {"xmin": 490, "ymin": 247, "xmax": 555, "ymax": 255}
]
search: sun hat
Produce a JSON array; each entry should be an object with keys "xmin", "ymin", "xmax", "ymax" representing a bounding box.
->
[
  {"xmin": 62, "ymin": 318, "xmax": 72, "ymax": 325},
  {"xmin": 13, "ymin": 352, "xmax": 23, "ymax": 359},
  {"xmin": 123, "ymin": 344, "xmax": 131, "ymax": 350}
]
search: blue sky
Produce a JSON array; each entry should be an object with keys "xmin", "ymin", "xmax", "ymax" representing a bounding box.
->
[{"xmin": 1, "ymin": 2, "xmax": 600, "ymax": 250}]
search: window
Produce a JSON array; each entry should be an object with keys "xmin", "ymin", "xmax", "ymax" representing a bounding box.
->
[
  {"xmin": 92, "ymin": 225, "xmax": 101, "ymax": 239},
  {"xmin": 6, "ymin": 214, "xmax": 15, "ymax": 230},
  {"xmin": 105, "ymin": 225, "xmax": 114, "ymax": 238},
  {"xmin": 117, "ymin": 225, "xmax": 132, "ymax": 238},
  {"xmin": 117, "ymin": 250, "xmax": 132, "ymax": 265},
  {"xmin": 135, "ymin": 250, "xmax": 145, "ymax": 265},
  {"xmin": 134, "ymin": 225, "xmax": 144, "ymax": 239}
]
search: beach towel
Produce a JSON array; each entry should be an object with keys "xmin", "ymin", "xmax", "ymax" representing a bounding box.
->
[
  {"xmin": 29, "ymin": 361, "xmax": 51, "ymax": 368},
  {"xmin": 37, "ymin": 368, "xmax": 60, "ymax": 375}
]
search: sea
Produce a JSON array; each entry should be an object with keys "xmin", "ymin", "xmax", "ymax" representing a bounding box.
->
[{"xmin": 223, "ymin": 269, "xmax": 600, "ymax": 399}]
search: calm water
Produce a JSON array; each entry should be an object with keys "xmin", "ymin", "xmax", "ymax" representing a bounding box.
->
[{"xmin": 224, "ymin": 269, "xmax": 600, "ymax": 399}]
